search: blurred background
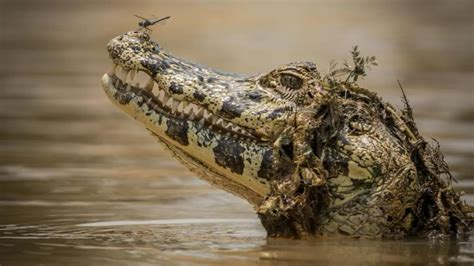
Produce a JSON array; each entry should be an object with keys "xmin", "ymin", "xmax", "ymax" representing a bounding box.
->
[{"xmin": 1, "ymin": 0, "xmax": 473, "ymax": 265}]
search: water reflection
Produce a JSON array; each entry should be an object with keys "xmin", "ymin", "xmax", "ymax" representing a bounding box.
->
[
  {"xmin": 1, "ymin": 220, "xmax": 473, "ymax": 265},
  {"xmin": 260, "ymin": 236, "xmax": 474, "ymax": 265}
]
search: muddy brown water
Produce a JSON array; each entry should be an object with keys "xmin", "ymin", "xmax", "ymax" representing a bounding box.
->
[{"xmin": 1, "ymin": 1, "xmax": 473, "ymax": 265}]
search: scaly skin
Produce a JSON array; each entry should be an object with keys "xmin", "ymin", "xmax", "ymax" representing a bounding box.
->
[{"xmin": 101, "ymin": 31, "xmax": 471, "ymax": 238}]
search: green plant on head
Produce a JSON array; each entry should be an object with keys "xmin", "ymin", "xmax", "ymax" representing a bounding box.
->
[{"xmin": 325, "ymin": 45, "xmax": 378, "ymax": 85}]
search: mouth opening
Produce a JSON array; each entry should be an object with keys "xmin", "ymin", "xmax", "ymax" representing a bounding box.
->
[{"xmin": 106, "ymin": 62, "xmax": 263, "ymax": 142}]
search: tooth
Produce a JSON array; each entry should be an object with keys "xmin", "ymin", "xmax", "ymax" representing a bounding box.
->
[
  {"xmin": 165, "ymin": 97, "xmax": 174, "ymax": 109},
  {"xmin": 183, "ymin": 103, "xmax": 193, "ymax": 114},
  {"xmin": 189, "ymin": 112, "xmax": 195, "ymax": 120},
  {"xmin": 172, "ymin": 101, "xmax": 180, "ymax": 113},
  {"xmin": 115, "ymin": 66, "xmax": 122, "ymax": 79},
  {"xmin": 255, "ymin": 128, "xmax": 269, "ymax": 137},
  {"xmin": 184, "ymin": 103, "xmax": 196, "ymax": 115},
  {"xmin": 109, "ymin": 62, "xmax": 117, "ymax": 75},
  {"xmin": 195, "ymin": 108, "xmax": 205, "ymax": 118},
  {"xmin": 125, "ymin": 71, "xmax": 131, "ymax": 83},
  {"xmin": 122, "ymin": 68, "xmax": 129, "ymax": 82},
  {"xmin": 183, "ymin": 105, "xmax": 191, "ymax": 115},
  {"xmin": 193, "ymin": 103, "xmax": 201, "ymax": 111},
  {"xmin": 135, "ymin": 82, "xmax": 139, "ymax": 88},
  {"xmin": 215, "ymin": 118, "xmax": 224, "ymax": 126},
  {"xmin": 130, "ymin": 69, "xmax": 137, "ymax": 81},
  {"xmin": 157, "ymin": 90, "xmax": 165, "ymax": 103},
  {"xmin": 210, "ymin": 115, "xmax": 217, "ymax": 124},
  {"xmin": 162, "ymin": 94, "xmax": 170, "ymax": 105},
  {"xmin": 115, "ymin": 78, "xmax": 121, "ymax": 87},
  {"xmin": 151, "ymin": 85, "xmax": 159, "ymax": 96},
  {"xmin": 147, "ymin": 98, "xmax": 153, "ymax": 104},
  {"xmin": 126, "ymin": 84, "xmax": 131, "ymax": 91},
  {"xmin": 203, "ymin": 110, "xmax": 212, "ymax": 119},
  {"xmin": 199, "ymin": 118, "xmax": 206, "ymax": 126},
  {"xmin": 179, "ymin": 113, "xmax": 185, "ymax": 119},
  {"xmin": 177, "ymin": 101, "xmax": 187, "ymax": 113},
  {"xmin": 145, "ymin": 78, "xmax": 154, "ymax": 91}
]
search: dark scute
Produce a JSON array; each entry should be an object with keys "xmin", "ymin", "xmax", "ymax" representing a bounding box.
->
[
  {"xmin": 115, "ymin": 91, "xmax": 134, "ymax": 105},
  {"xmin": 306, "ymin": 62, "xmax": 318, "ymax": 72},
  {"xmin": 220, "ymin": 97, "xmax": 244, "ymax": 119},
  {"xmin": 110, "ymin": 48, "xmax": 120, "ymax": 59},
  {"xmin": 257, "ymin": 149, "xmax": 273, "ymax": 180},
  {"xmin": 130, "ymin": 44, "xmax": 142, "ymax": 52},
  {"xmin": 196, "ymin": 126, "xmax": 216, "ymax": 148},
  {"xmin": 169, "ymin": 82, "xmax": 184, "ymax": 94},
  {"xmin": 165, "ymin": 119, "xmax": 189, "ymax": 146},
  {"xmin": 140, "ymin": 58, "xmax": 170, "ymax": 74},
  {"xmin": 247, "ymin": 91, "xmax": 262, "ymax": 102},
  {"xmin": 207, "ymin": 77, "xmax": 218, "ymax": 83},
  {"xmin": 212, "ymin": 139, "xmax": 245, "ymax": 174},
  {"xmin": 267, "ymin": 107, "xmax": 289, "ymax": 119},
  {"xmin": 136, "ymin": 96, "xmax": 145, "ymax": 106},
  {"xmin": 193, "ymin": 90, "xmax": 207, "ymax": 102}
]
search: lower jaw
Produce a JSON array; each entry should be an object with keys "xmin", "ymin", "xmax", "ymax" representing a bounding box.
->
[
  {"xmin": 101, "ymin": 73, "xmax": 271, "ymax": 202},
  {"xmin": 150, "ymin": 131, "xmax": 266, "ymax": 205}
]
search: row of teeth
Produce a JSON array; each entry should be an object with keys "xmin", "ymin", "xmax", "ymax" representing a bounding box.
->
[{"xmin": 109, "ymin": 63, "xmax": 257, "ymax": 140}]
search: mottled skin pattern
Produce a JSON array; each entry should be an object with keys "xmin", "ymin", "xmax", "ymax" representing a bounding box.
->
[{"xmin": 101, "ymin": 31, "xmax": 471, "ymax": 238}]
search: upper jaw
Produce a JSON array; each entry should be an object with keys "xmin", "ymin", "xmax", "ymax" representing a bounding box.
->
[
  {"xmin": 105, "ymin": 31, "xmax": 294, "ymax": 142},
  {"xmin": 103, "ymin": 65, "xmax": 263, "ymax": 142}
]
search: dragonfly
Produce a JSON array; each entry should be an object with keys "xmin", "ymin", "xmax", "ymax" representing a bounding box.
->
[{"xmin": 134, "ymin": 15, "xmax": 171, "ymax": 32}]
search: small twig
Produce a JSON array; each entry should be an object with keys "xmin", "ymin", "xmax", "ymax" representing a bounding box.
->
[{"xmin": 398, "ymin": 80, "xmax": 414, "ymax": 120}]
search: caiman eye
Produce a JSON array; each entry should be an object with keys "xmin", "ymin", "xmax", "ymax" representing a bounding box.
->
[{"xmin": 280, "ymin": 74, "xmax": 303, "ymax": 90}]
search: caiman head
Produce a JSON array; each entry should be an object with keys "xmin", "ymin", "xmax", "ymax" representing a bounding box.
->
[
  {"xmin": 102, "ymin": 31, "xmax": 324, "ymax": 206},
  {"xmin": 102, "ymin": 31, "xmax": 471, "ymax": 238}
]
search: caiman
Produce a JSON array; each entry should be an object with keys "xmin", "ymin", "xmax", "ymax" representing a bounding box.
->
[{"xmin": 101, "ymin": 31, "xmax": 472, "ymax": 238}]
